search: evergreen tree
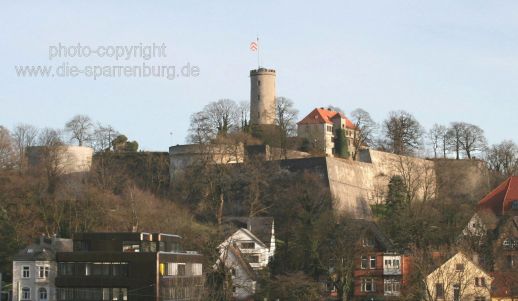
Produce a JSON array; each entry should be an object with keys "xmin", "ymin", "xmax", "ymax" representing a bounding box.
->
[
  {"xmin": 385, "ymin": 175, "xmax": 407, "ymax": 212},
  {"xmin": 334, "ymin": 128, "xmax": 349, "ymax": 158}
]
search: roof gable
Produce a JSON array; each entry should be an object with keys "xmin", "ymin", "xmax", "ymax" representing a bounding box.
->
[
  {"xmin": 297, "ymin": 108, "xmax": 356, "ymax": 129},
  {"xmin": 478, "ymin": 176, "xmax": 518, "ymax": 215},
  {"xmin": 427, "ymin": 252, "xmax": 492, "ymax": 281},
  {"xmin": 221, "ymin": 228, "xmax": 267, "ymax": 249}
]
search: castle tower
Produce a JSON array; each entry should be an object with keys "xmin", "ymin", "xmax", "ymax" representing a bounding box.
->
[{"xmin": 250, "ymin": 68, "xmax": 276, "ymax": 125}]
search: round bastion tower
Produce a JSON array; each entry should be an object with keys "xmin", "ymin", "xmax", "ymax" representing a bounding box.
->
[{"xmin": 250, "ymin": 68, "xmax": 276, "ymax": 125}]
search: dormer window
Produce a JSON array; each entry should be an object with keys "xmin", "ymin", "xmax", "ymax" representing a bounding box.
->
[
  {"xmin": 241, "ymin": 242, "xmax": 255, "ymax": 249},
  {"xmin": 362, "ymin": 236, "xmax": 374, "ymax": 248}
]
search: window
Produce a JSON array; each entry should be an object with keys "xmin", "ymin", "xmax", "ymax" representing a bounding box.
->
[
  {"xmin": 453, "ymin": 284, "xmax": 460, "ymax": 301},
  {"xmin": 22, "ymin": 266, "xmax": 30, "ymax": 278},
  {"xmin": 21, "ymin": 287, "xmax": 30, "ymax": 300},
  {"xmin": 362, "ymin": 236, "xmax": 374, "ymax": 247},
  {"xmin": 384, "ymin": 279, "xmax": 400, "ymax": 295},
  {"xmin": 112, "ymin": 288, "xmax": 128, "ymax": 300},
  {"xmin": 474, "ymin": 297, "xmax": 486, "ymax": 301},
  {"xmin": 244, "ymin": 254, "xmax": 259, "ymax": 263},
  {"xmin": 507, "ymin": 255, "xmax": 514, "ymax": 268},
  {"xmin": 512, "ymin": 200, "xmax": 518, "ymax": 210},
  {"xmin": 455, "ymin": 264, "xmax": 465, "ymax": 271},
  {"xmin": 241, "ymin": 242, "xmax": 255, "ymax": 249},
  {"xmin": 39, "ymin": 287, "xmax": 48, "ymax": 300},
  {"xmin": 178, "ymin": 264, "xmax": 186, "ymax": 276},
  {"xmin": 361, "ymin": 278, "xmax": 375, "ymax": 292},
  {"xmin": 370, "ymin": 256, "xmax": 376, "ymax": 269},
  {"xmin": 58, "ymin": 262, "xmax": 74, "ymax": 276},
  {"xmin": 122, "ymin": 241, "xmax": 140, "ymax": 252},
  {"xmin": 257, "ymin": 80, "xmax": 261, "ymax": 86},
  {"xmin": 361, "ymin": 256, "xmax": 368, "ymax": 269},
  {"xmin": 435, "ymin": 283, "xmax": 444, "ymax": 299},
  {"xmin": 191, "ymin": 263, "xmax": 202, "ymax": 276},
  {"xmin": 37, "ymin": 265, "xmax": 50, "ymax": 278},
  {"xmin": 384, "ymin": 258, "xmax": 400, "ymax": 269},
  {"xmin": 475, "ymin": 277, "xmax": 486, "ymax": 287},
  {"xmin": 74, "ymin": 240, "xmax": 90, "ymax": 251},
  {"xmin": 112, "ymin": 262, "xmax": 129, "ymax": 276}
]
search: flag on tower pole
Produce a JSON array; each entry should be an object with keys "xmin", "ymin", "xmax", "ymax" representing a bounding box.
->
[{"xmin": 250, "ymin": 37, "xmax": 259, "ymax": 68}]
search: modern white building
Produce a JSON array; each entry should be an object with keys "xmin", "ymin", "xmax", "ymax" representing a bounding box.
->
[
  {"xmin": 219, "ymin": 217, "xmax": 275, "ymax": 300},
  {"xmin": 12, "ymin": 236, "xmax": 72, "ymax": 301}
]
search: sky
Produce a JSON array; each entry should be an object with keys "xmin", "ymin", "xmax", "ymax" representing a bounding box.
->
[{"xmin": 1, "ymin": 1, "xmax": 517, "ymax": 151}]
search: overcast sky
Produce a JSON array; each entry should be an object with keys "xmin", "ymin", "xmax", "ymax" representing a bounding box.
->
[{"xmin": 1, "ymin": 1, "xmax": 517, "ymax": 151}]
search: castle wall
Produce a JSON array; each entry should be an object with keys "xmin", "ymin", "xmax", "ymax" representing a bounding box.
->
[
  {"xmin": 27, "ymin": 145, "xmax": 93, "ymax": 174},
  {"xmin": 169, "ymin": 144, "xmax": 244, "ymax": 179},
  {"xmin": 325, "ymin": 150, "xmax": 437, "ymax": 218}
]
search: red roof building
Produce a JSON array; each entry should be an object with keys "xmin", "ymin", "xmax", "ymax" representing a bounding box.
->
[
  {"xmin": 297, "ymin": 107, "xmax": 358, "ymax": 156},
  {"xmin": 478, "ymin": 176, "xmax": 518, "ymax": 216},
  {"xmin": 297, "ymin": 107, "xmax": 356, "ymax": 129}
]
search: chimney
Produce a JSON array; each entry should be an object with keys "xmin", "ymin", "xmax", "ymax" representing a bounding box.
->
[
  {"xmin": 473, "ymin": 253, "xmax": 479, "ymax": 265},
  {"xmin": 247, "ymin": 219, "xmax": 252, "ymax": 232}
]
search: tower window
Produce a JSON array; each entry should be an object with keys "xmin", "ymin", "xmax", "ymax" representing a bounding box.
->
[{"xmin": 258, "ymin": 80, "xmax": 261, "ymax": 86}]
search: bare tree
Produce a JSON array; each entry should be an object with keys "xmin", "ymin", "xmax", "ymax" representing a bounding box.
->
[
  {"xmin": 428, "ymin": 124, "xmax": 448, "ymax": 159},
  {"xmin": 275, "ymin": 97, "xmax": 298, "ymax": 159},
  {"xmin": 382, "ymin": 110, "xmax": 424, "ymax": 155},
  {"xmin": 447, "ymin": 122, "xmax": 464, "ymax": 160},
  {"xmin": 237, "ymin": 101, "xmax": 250, "ymax": 131},
  {"xmin": 12, "ymin": 124, "xmax": 38, "ymax": 170},
  {"xmin": 188, "ymin": 111, "xmax": 217, "ymax": 144},
  {"xmin": 204, "ymin": 99, "xmax": 239, "ymax": 136},
  {"xmin": 485, "ymin": 140, "xmax": 518, "ymax": 177},
  {"xmin": 36, "ymin": 128, "xmax": 66, "ymax": 192},
  {"xmin": 91, "ymin": 123, "xmax": 119, "ymax": 152},
  {"xmin": 65, "ymin": 114, "xmax": 93, "ymax": 146},
  {"xmin": 0, "ymin": 126, "xmax": 15, "ymax": 169},
  {"xmin": 459, "ymin": 123, "xmax": 487, "ymax": 159},
  {"xmin": 350, "ymin": 108, "xmax": 377, "ymax": 160}
]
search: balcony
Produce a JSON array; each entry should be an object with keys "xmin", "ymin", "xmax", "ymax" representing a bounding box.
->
[{"xmin": 383, "ymin": 256, "xmax": 401, "ymax": 275}]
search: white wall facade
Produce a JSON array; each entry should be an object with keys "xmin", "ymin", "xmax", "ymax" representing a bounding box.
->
[{"xmin": 13, "ymin": 260, "xmax": 57, "ymax": 301}]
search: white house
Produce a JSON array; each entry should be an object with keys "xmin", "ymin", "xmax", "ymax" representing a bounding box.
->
[
  {"xmin": 12, "ymin": 236, "xmax": 72, "ymax": 301},
  {"xmin": 425, "ymin": 252, "xmax": 492, "ymax": 301},
  {"xmin": 219, "ymin": 217, "xmax": 275, "ymax": 300}
]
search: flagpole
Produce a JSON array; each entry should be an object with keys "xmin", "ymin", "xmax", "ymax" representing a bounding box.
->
[{"xmin": 257, "ymin": 37, "xmax": 260, "ymax": 68}]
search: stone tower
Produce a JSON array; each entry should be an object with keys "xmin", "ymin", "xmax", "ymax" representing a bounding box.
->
[{"xmin": 250, "ymin": 68, "xmax": 276, "ymax": 125}]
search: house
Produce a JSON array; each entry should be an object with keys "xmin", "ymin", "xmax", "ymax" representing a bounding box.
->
[
  {"xmin": 12, "ymin": 236, "xmax": 72, "ymax": 301},
  {"xmin": 55, "ymin": 232, "xmax": 204, "ymax": 301},
  {"xmin": 351, "ymin": 220, "xmax": 411, "ymax": 301},
  {"xmin": 297, "ymin": 107, "xmax": 358, "ymax": 156},
  {"xmin": 425, "ymin": 252, "xmax": 492, "ymax": 301},
  {"xmin": 219, "ymin": 217, "xmax": 275, "ymax": 300},
  {"xmin": 460, "ymin": 176, "xmax": 518, "ymax": 299},
  {"xmin": 490, "ymin": 271, "xmax": 518, "ymax": 301},
  {"xmin": 477, "ymin": 176, "xmax": 518, "ymax": 216}
]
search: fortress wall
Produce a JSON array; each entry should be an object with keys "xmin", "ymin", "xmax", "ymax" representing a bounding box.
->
[
  {"xmin": 325, "ymin": 150, "xmax": 437, "ymax": 218},
  {"xmin": 434, "ymin": 159, "xmax": 491, "ymax": 202},
  {"xmin": 169, "ymin": 144, "xmax": 244, "ymax": 179},
  {"xmin": 325, "ymin": 157, "xmax": 376, "ymax": 218},
  {"xmin": 27, "ymin": 146, "xmax": 93, "ymax": 174}
]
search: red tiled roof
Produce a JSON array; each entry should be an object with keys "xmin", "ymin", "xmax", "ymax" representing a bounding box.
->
[
  {"xmin": 490, "ymin": 272, "xmax": 518, "ymax": 298},
  {"xmin": 478, "ymin": 176, "xmax": 518, "ymax": 215},
  {"xmin": 297, "ymin": 108, "xmax": 356, "ymax": 129}
]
